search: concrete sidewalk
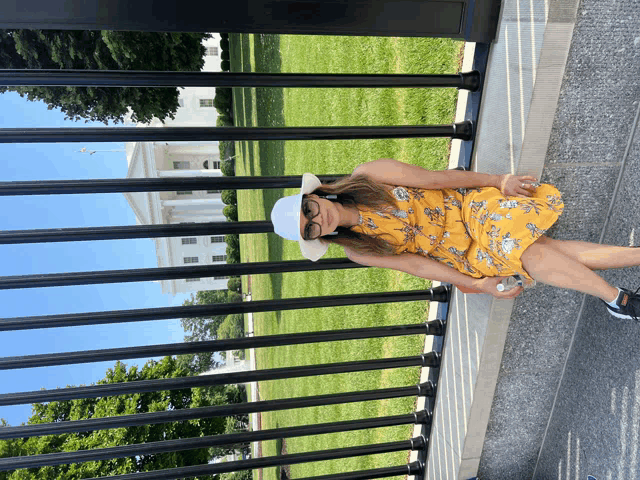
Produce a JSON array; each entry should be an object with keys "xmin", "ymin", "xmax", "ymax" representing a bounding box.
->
[
  {"xmin": 421, "ymin": 0, "xmax": 577, "ymax": 476},
  {"xmin": 417, "ymin": 0, "xmax": 640, "ymax": 477},
  {"xmin": 519, "ymin": 0, "xmax": 640, "ymax": 477}
]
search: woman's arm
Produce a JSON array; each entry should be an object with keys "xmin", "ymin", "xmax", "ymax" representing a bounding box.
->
[
  {"xmin": 353, "ymin": 158, "xmax": 537, "ymax": 198},
  {"xmin": 344, "ymin": 248, "xmax": 523, "ymax": 299}
]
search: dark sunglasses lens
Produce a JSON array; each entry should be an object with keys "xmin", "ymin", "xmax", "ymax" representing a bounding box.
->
[
  {"xmin": 303, "ymin": 199, "xmax": 319, "ymax": 219},
  {"xmin": 306, "ymin": 222, "xmax": 321, "ymax": 240}
]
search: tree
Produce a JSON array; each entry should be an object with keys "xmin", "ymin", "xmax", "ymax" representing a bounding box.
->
[
  {"xmin": 221, "ymin": 190, "xmax": 237, "ymax": 205},
  {"xmin": 217, "ymin": 114, "xmax": 233, "ymax": 127},
  {"xmin": 221, "ymin": 159, "xmax": 235, "ymax": 176},
  {"xmin": 219, "ymin": 140, "xmax": 235, "ymax": 160},
  {"xmin": 217, "ymin": 314, "xmax": 244, "ymax": 342},
  {"xmin": 226, "ymin": 247, "xmax": 240, "ymax": 264},
  {"xmin": 0, "ymin": 420, "xmax": 22, "ymax": 480},
  {"xmin": 225, "ymin": 234, "xmax": 240, "ymax": 251},
  {"xmin": 227, "ymin": 276, "xmax": 242, "ymax": 293},
  {"xmin": 0, "ymin": 30, "xmax": 210, "ymax": 124},
  {"xmin": 178, "ymin": 292, "xmax": 227, "ymax": 374},
  {"xmin": 213, "ymin": 87, "xmax": 232, "ymax": 116},
  {"xmin": 195, "ymin": 290, "xmax": 234, "ymax": 305},
  {"xmin": 224, "ymin": 384, "xmax": 248, "ymax": 406},
  {"xmin": 221, "ymin": 470, "xmax": 252, "ymax": 480},
  {"xmin": 227, "ymin": 291, "xmax": 243, "ymax": 303},
  {"xmin": 177, "ymin": 290, "xmax": 242, "ymax": 374},
  {"xmin": 0, "ymin": 357, "xmax": 228, "ymax": 479},
  {"xmin": 223, "ymin": 205, "xmax": 238, "ymax": 222}
]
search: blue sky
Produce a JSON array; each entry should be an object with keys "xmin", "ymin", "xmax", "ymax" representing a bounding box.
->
[{"xmin": 0, "ymin": 92, "xmax": 191, "ymax": 426}]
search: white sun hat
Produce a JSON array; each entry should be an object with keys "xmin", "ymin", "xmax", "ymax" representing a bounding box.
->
[{"xmin": 270, "ymin": 173, "xmax": 330, "ymax": 261}]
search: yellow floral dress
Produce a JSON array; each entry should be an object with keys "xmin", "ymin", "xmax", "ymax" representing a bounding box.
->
[{"xmin": 350, "ymin": 184, "xmax": 564, "ymax": 281}]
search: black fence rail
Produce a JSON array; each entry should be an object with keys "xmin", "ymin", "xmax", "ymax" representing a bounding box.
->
[
  {"xmin": 0, "ymin": 0, "xmax": 499, "ymax": 477},
  {"xmin": 86, "ymin": 437, "xmax": 428, "ymax": 480},
  {"xmin": 0, "ymin": 69, "xmax": 482, "ymax": 89}
]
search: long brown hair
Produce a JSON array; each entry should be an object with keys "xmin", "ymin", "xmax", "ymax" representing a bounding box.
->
[{"xmin": 312, "ymin": 174, "xmax": 400, "ymax": 256}]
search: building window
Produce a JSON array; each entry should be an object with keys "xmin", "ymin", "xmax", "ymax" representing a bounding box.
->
[
  {"xmin": 186, "ymin": 278, "xmax": 200, "ymax": 283},
  {"xmin": 181, "ymin": 237, "xmax": 197, "ymax": 245},
  {"xmin": 211, "ymin": 236, "xmax": 225, "ymax": 243},
  {"xmin": 178, "ymin": 98, "xmax": 185, "ymax": 107},
  {"xmin": 173, "ymin": 161, "xmax": 190, "ymax": 170},
  {"xmin": 176, "ymin": 191, "xmax": 192, "ymax": 195},
  {"xmin": 214, "ymin": 276, "xmax": 228, "ymax": 280},
  {"xmin": 212, "ymin": 255, "xmax": 227, "ymax": 262},
  {"xmin": 203, "ymin": 160, "xmax": 221, "ymax": 170},
  {"xmin": 199, "ymin": 99, "xmax": 214, "ymax": 107},
  {"xmin": 184, "ymin": 256, "xmax": 199, "ymax": 264},
  {"xmin": 207, "ymin": 190, "xmax": 221, "ymax": 194},
  {"xmin": 207, "ymin": 46, "xmax": 219, "ymax": 56}
]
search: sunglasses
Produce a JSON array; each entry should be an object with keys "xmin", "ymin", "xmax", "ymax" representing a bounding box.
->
[{"xmin": 301, "ymin": 197, "xmax": 322, "ymax": 240}]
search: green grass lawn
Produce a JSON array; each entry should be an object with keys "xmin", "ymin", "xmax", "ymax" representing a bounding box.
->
[{"xmin": 231, "ymin": 33, "xmax": 462, "ymax": 480}]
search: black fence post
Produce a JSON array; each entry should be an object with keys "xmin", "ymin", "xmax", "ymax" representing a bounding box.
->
[
  {"xmin": 0, "ymin": 411, "xmax": 430, "ymax": 470},
  {"xmin": 0, "ymin": 321, "xmax": 444, "ymax": 370},
  {"xmin": 0, "ymin": 70, "xmax": 482, "ymax": 91},
  {"xmin": 0, "ymin": 287, "xmax": 451, "ymax": 331},
  {"xmin": 0, "ymin": 0, "xmax": 501, "ymax": 42},
  {"xmin": 295, "ymin": 461, "xmax": 423, "ymax": 480},
  {"xmin": 0, "ymin": 354, "xmax": 441, "ymax": 406},
  {"xmin": 81, "ymin": 437, "xmax": 427, "ymax": 480},
  {"xmin": 0, "ymin": 124, "xmax": 474, "ymax": 143},
  {"xmin": 0, "ymin": 383, "xmax": 435, "ymax": 439}
]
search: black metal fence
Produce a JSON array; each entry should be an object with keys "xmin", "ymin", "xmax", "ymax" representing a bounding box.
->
[
  {"xmin": 0, "ymin": 168, "xmax": 452, "ymax": 479},
  {"xmin": 0, "ymin": 1, "xmax": 499, "ymax": 478}
]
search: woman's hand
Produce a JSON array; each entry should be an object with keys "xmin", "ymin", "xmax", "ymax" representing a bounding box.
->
[
  {"xmin": 499, "ymin": 174, "xmax": 539, "ymax": 198},
  {"xmin": 472, "ymin": 276, "xmax": 524, "ymax": 299}
]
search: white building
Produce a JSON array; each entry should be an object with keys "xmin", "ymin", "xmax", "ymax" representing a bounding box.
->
[{"xmin": 124, "ymin": 34, "xmax": 231, "ymax": 295}]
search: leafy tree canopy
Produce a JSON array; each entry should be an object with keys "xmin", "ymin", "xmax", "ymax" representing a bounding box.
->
[
  {"xmin": 0, "ymin": 357, "xmax": 237, "ymax": 479},
  {"xmin": 177, "ymin": 290, "xmax": 242, "ymax": 374},
  {"xmin": 217, "ymin": 314, "xmax": 245, "ymax": 341},
  {"xmin": 0, "ymin": 29, "xmax": 210, "ymax": 124}
]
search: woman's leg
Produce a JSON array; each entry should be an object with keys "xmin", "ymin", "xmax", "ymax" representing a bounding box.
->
[
  {"xmin": 520, "ymin": 238, "xmax": 619, "ymax": 303},
  {"xmin": 535, "ymin": 235, "xmax": 640, "ymax": 270}
]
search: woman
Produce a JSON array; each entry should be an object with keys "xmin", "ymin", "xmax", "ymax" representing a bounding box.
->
[{"xmin": 270, "ymin": 159, "xmax": 640, "ymax": 320}]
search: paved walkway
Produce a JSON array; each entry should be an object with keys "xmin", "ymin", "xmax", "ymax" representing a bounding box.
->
[
  {"xmin": 528, "ymin": 0, "xmax": 640, "ymax": 475},
  {"xmin": 477, "ymin": 0, "xmax": 640, "ymax": 478},
  {"xmin": 417, "ymin": 0, "xmax": 640, "ymax": 477}
]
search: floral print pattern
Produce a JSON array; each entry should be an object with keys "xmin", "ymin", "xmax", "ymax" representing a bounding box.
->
[
  {"xmin": 350, "ymin": 184, "xmax": 564, "ymax": 281},
  {"xmin": 391, "ymin": 209, "xmax": 408, "ymax": 219},
  {"xmin": 392, "ymin": 187, "xmax": 410, "ymax": 202}
]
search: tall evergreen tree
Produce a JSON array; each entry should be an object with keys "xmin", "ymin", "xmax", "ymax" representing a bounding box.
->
[{"xmin": 0, "ymin": 30, "xmax": 210, "ymax": 124}]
